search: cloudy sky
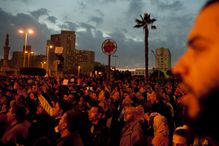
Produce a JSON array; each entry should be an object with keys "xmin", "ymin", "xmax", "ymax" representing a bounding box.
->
[{"xmin": 0, "ymin": 0, "xmax": 206, "ymax": 68}]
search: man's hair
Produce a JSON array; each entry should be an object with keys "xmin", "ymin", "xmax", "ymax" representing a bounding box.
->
[
  {"xmin": 65, "ymin": 110, "xmax": 82, "ymax": 133},
  {"xmin": 203, "ymin": 0, "xmax": 219, "ymax": 10},
  {"xmin": 174, "ymin": 128, "xmax": 194, "ymax": 145}
]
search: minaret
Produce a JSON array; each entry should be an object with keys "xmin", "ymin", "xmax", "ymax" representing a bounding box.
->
[{"xmin": 3, "ymin": 33, "xmax": 10, "ymax": 67}]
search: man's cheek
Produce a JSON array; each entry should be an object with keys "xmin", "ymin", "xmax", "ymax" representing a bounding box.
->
[{"xmin": 192, "ymin": 49, "xmax": 219, "ymax": 96}]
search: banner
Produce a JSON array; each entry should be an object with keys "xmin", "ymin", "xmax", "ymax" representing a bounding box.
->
[{"xmin": 38, "ymin": 95, "xmax": 53, "ymax": 116}]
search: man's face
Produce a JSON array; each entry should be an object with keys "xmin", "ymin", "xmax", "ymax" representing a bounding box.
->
[
  {"xmin": 88, "ymin": 107, "xmax": 100, "ymax": 122},
  {"xmin": 124, "ymin": 107, "xmax": 135, "ymax": 122},
  {"xmin": 147, "ymin": 91, "xmax": 157, "ymax": 104},
  {"xmin": 98, "ymin": 91, "xmax": 105, "ymax": 101},
  {"xmin": 173, "ymin": 3, "xmax": 219, "ymax": 118},
  {"xmin": 172, "ymin": 134, "xmax": 188, "ymax": 146},
  {"xmin": 7, "ymin": 107, "xmax": 15, "ymax": 123}
]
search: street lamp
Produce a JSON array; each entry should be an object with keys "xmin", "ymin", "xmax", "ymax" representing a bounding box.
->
[
  {"xmin": 41, "ymin": 61, "xmax": 46, "ymax": 68},
  {"xmin": 112, "ymin": 55, "xmax": 118, "ymax": 69},
  {"xmin": 25, "ymin": 51, "xmax": 34, "ymax": 67},
  {"xmin": 78, "ymin": 65, "xmax": 81, "ymax": 77},
  {"xmin": 18, "ymin": 29, "xmax": 34, "ymax": 67},
  {"xmin": 46, "ymin": 45, "xmax": 53, "ymax": 76}
]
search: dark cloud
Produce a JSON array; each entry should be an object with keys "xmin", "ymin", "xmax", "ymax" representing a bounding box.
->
[
  {"xmin": 30, "ymin": 8, "xmax": 48, "ymax": 20},
  {"xmin": 147, "ymin": 13, "xmax": 195, "ymax": 64},
  {"xmin": 95, "ymin": 9, "xmax": 104, "ymax": 17},
  {"xmin": 76, "ymin": 23, "xmax": 105, "ymax": 63},
  {"xmin": 79, "ymin": 2, "xmax": 86, "ymax": 9},
  {"xmin": 0, "ymin": 0, "xmax": 204, "ymax": 67},
  {"xmin": 127, "ymin": 0, "xmax": 144, "ymax": 18},
  {"xmin": 0, "ymin": 8, "xmax": 54, "ymax": 58},
  {"xmin": 159, "ymin": 1, "xmax": 183, "ymax": 10},
  {"xmin": 80, "ymin": 23, "xmax": 95, "ymax": 31},
  {"xmin": 76, "ymin": 22, "xmax": 147, "ymax": 67},
  {"xmin": 47, "ymin": 16, "xmax": 57, "ymax": 23},
  {"xmin": 88, "ymin": 16, "xmax": 103, "ymax": 26},
  {"xmin": 61, "ymin": 21, "xmax": 79, "ymax": 31}
]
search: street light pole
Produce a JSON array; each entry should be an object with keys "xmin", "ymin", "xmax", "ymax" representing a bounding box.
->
[
  {"xmin": 47, "ymin": 45, "xmax": 53, "ymax": 76},
  {"xmin": 23, "ymin": 32, "xmax": 28, "ymax": 67},
  {"xmin": 78, "ymin": 65, "xmax": 81, "ymax": 77},
  {"xmin": 27, "ymin": 51, "xmax": 34, "ymax": 67},
  {"xmin": 113, "ymin": 55, "xmax": 118, "ymax": 69},
  {"xmin": 19, "ymin": 29, "xmax": 33, "ymax": 68}
]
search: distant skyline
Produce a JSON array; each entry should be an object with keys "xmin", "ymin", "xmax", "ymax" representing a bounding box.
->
[{"xmin": 0, "ymin": 0, "xmax": 206, "ymax": 68}]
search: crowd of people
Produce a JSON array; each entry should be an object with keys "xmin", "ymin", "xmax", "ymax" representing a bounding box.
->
[
  {"xmin": 0, "ymin": 75, "xmax": 206, "ymax": 146},
  {"xmin": 1, "ymin": 0, "xmax": 219, "ymax": 145}
]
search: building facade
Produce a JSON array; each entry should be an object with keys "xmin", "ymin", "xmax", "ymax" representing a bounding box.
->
[
  {"xmin": 77, "ymin": 50, "xmax": 95, "ymax": 76},
  {"xmin": 11, "ymin": 51, "xmax": 23, "ymax": 68},
  {"xmin": 47, "ymin": 30, "xmax": 76, "ymax": 74},
  {"xmin": 47, "ymin": 30, "xmax": 95, "ymax": 76},
  {"xmin": 155, "ymin": 48, "xmax": 171, "ymax": 71},
  {"xmin": 117, "ymin": 68, "xmax": 153, "ymax": 76}
]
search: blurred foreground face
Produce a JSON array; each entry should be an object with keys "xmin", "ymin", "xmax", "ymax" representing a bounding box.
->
[
  {"xmin": 172, "ymin": 134, "xmax": 187, "ymax": 146},
  {"xmin": 147, "ymin": 91, "xmax": 157, "ymax": 104},
  {"xmin": 88, "ymin": 107, "xmax": 99, "ymax": 122},
  {"xmin": 124, "ymin": 107, "xmax": 136, "ymax": 122},
  {"xmin": 173, "ymin": 3, "xmax": 219, "ymax": 118},
  {"xmin": 7, "ymin": 107, "xmax": 15, "ymax": 122}
]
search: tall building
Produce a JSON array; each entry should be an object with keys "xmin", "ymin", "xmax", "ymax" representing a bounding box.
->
[
  {"xmin": 11, "ymin": 51, "xmax": 23, "ymax": 68},
  {"xmin": 32, "ymin": 54, "xmax": 46, "ymax": 68},
  {"xmin": 47, "ymin": 30, "xmax": 95, "ymax": 76},
  {"xmin": 47, "ymin": 30, "xmax": 76, "ymax": 73},
  {"xmin": 155, "ymin": 48, "xmax": 171, "ymax": 71},
  {"xmin": 3, "ymin": 34, "xmax": 10, "ymax": 67}
]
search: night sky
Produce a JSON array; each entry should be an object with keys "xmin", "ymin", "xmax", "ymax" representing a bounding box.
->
[{"xmin": 0, "ymin": 0, "xmax": 206, "ymax": 68}]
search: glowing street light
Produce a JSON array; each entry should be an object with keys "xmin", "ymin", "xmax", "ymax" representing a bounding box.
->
[
  {"xmin": 18, "ymin": 29, "xmax": 34, "ymax": 67},
  {"xmin": 41, "ymin": 61, "xmax": 46, "ymax": 68},
  {"xmin": 26, "ymin": 51, "xmax": 34, "ymax": 67},
  {"xmin": 46, "ymin": 45, "xmax": 53, "ymax": 76},
  {"xmin": 78, "ymin": 65, "xmax": 81, "ymax": 77}
]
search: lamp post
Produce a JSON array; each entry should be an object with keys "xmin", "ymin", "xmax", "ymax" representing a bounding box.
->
[
  {"xmin": 18, "ymin": 29, "xmax": 34, "ymax": 67},
  {"xmin": 41, "ymin": 61, "xmax": 46, "ymax": 68},
  {"xmin": 26, "ymin": 51, "xmax": 34, "ymax": 67},
  {"xmin": 112, "ymin": 55, "xmax": 118, "ymax": 69},
  {"xmin": 46, "ymin": 45, "xmax": 53, "ymax": 76},
  {"xmin": 78, "ymin": 65, "xmax": 81, "ymax": 77}
]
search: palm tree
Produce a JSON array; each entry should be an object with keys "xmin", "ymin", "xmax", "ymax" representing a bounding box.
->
[{"xmin": 134, "ymin": 13, "xmax": 156, "ymax": 79}]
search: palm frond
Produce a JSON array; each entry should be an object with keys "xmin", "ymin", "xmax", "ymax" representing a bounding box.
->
[
  {"xmin": 134, "ymin": 24, "xmax": 145, "ymax": 28},
  {"xmin": 151, "ymin": 18, "xmax": 157, "ymax": 23},
  {"xmin": 151, "ymin": 25, "xmax": 157, "ymax": 29},
  {"xmin": 135, "ymin": 18, "xmax": 143, "ymax": 24},
  {"xmin": 140, "ymin": 15, "xmax": 144, "ymax": 20}
]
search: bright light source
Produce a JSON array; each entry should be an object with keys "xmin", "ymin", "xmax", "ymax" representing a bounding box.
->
[
  {"xmin": 30, "ymin": 51, "xmax": 34, "ymax": 54},
  {"xmin": 43, "ymin": 61, "xmax": 46, "ymax": 64},
  {"xmin": 25, "ymin": 51, "xmax": 28, "ymax": 53},
  {"xmin": 19, "ymin": 30, "xmax": 24, "ymax": 34},
  {"xmin": 49, "ymin": 45, "xmax": 53, "ymax": 49},
  {"xmin": 28, "ymin": 29, "xmax": 33, "ymax": 34}
]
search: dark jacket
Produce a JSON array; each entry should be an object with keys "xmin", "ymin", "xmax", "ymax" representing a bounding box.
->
[
  {"xmin": 87, "ymin": 120, "xmax": 109, "ymax": 146},
  {"xmin": 57, "ymin": 132, "xmax": 84, "ymax": 146}
]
